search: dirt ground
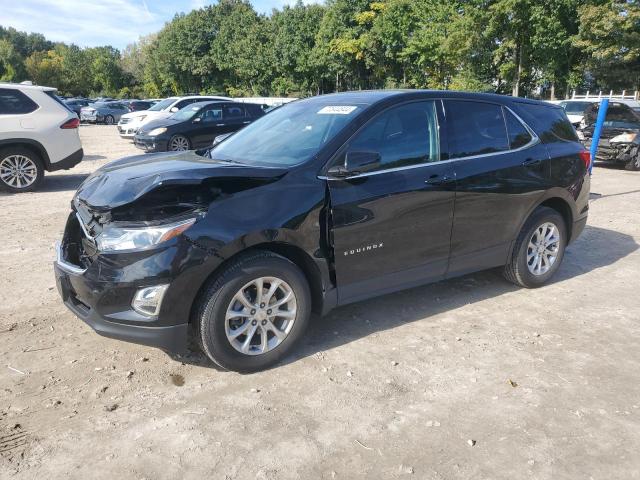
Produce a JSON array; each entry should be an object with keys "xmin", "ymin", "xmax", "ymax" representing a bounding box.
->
[{"xmin": 1, "ymin": 125, "xmax": 639, "ymax": 479}]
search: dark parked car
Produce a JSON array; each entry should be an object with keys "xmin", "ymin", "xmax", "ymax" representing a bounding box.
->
[
  {"xmin": 133, "ymin": 101, "xmax": 264, "ymax": 152},
  {"xmin": 54, "ymin": 90, "xmax": 590, "ymax": 372},
  {"xmin": 64, "ymin": 98, "xmax": 91, "ymax": 116},
  {"xmin": 127, "ymin": 100, "xmax": 156, "ymax": 112},
  {"xmin": 580, "ymin": 102, "xmax": 640, "ymax": 170}
]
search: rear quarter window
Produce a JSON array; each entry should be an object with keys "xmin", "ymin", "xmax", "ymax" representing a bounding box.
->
[
  {"xmin": 516, "ymin": 103, "xmax": 579, "ymax": 143},
  {"xmin": 0, "ymin": 88, "xmax": 39, "ymax": 114}
]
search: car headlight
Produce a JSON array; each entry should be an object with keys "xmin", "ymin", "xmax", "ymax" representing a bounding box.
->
[
  {"xmin": 610, "ymin": 132, "xmax": 638, "ymax": 144},
  {"xmin": 96, "ymin": 217, "xmax": 196, "ymax": 252},
  {"xmin": 148, "ymin": 127, "xmax": 167, "ymax": 136}
]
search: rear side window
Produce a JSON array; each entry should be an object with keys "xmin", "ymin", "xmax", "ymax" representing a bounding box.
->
[
  {"xmin": 223, "ymin": 104, "xmax": 246, "ymax": 120},
  {"xmin": 518, "ymin": 104, "xmax": 578, "ymax": 143},
  {"xmin": 0, "ymin": 88, "xmax": 39, "ymax": 114},
  {"xmin": 445, "ymin": 101, "xmax": 508, "ymax": 158},
  {"xmin": 504, "ymin": 109, "xmax": 532, "ymax": 149}
]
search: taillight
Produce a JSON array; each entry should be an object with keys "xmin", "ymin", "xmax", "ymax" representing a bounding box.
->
[
  {"xmin": 579, "ymin": 150, "xmax": 591, "ymax": 170},
  {"xmin": 60, "ymin": 117, "xmax": 80, "ymax": 129}
]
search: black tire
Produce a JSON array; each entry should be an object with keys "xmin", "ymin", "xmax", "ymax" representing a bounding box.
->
[
  {"xmin": 104, "ymin": 115, "xmax": 115, "ymax": 125},
  {"xmin": 0, "ymin": 147, "xmax": 44, "ymax": 193},
  {"xmin": 168, "ymin": 134, "xmax": 191, "ymax": 151},
  {"xmin": 195, "ymin": 251, "xmax": 311, "ymax": 373},
  {"xmin": 503, "ymin": 207, "xmax": 567, "ymax": 288}
]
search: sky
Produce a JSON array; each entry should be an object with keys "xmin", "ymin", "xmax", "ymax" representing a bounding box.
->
[{"xmin": 1, "ymin": 0, "xmax": 319, "ymax": 50}]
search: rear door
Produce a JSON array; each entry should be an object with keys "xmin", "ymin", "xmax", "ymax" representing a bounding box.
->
[
  {"xmin": 222, "ymin": 104, "xmax": 250, "ymax": 133},
  {"xmin": 328, "ymin": 100, "xmax": 456, "ymax": 304},
  {"xmin": 444, "ymin": 100, "xmax": 550, "ymax": 276}
]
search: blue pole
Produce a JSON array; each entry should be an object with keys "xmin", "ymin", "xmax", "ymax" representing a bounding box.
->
[{"xmin": 589, "ymin": 98, "xmax": 609, "ymax": 174}]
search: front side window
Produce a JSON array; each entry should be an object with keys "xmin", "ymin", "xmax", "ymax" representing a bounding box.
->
[
  {"xmin": 346, "ymin": 101, "xmax": 439, "ymax": 171},
  {"xmin": 200, "ymin": 107, "xmax": 223, "ymax": 123},
  {"xmin": 0, "ymin": 88, "xmax": 39, "ymax": 115},
  {"xmin": 445, "ymin": 101, "xmax": 508, "ymax": 159}
]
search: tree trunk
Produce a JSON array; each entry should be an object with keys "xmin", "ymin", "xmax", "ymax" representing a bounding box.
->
[
  {"xmin": 550, "ymin": 82, "xmax": 556, "ymax": 100},
  {"xmin": 512, "ymin": 41, "xmax": 522, "ymax": 97}
]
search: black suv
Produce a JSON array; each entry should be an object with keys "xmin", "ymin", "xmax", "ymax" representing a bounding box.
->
[
  {"xmin": 54, "ymin": 91, "xmax": 590, "ymax": 372},
  {"xmin": 133, "ymin": 101, "xmax": 264, "ymax": 152}
]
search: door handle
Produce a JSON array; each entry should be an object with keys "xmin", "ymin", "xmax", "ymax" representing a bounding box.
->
[
  {"xmin": 425, "ymin": 174, "xmax": 454, "ymax": 185},
  {"xmin": 522, "ymin": 158, "xmax": 542, "ymax": 167},
  {"xmin": 243, "ymin": 121, "xmax": 251, "ymax": 124},
  {"xmin": 216, "ymin": 123, "xmax": 225, "ymax": 127}
]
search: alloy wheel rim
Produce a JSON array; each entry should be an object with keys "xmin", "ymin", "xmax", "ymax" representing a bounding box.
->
[
  {"xmin": 106, "ymin": 116, "xmax": 114, "ymax": 124},
  {"xmin": 527, "ymin": 222, "xmax": 560, "ymax": 276},
  {"xmin": 225, "ymin": 277, "xmax": 297, "ymax": 356},
  {"xmin": 0, "ymin": 155, "xmax": 38, "ymax": 189},
  {"xmin": 170, "ymin": 136, "xmax": 189, "ymax": 151}
]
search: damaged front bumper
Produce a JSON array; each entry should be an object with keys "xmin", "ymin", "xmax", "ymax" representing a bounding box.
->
[{"xmin": 53, "ymin": 213, "xmax": 209, "ymax": 354}]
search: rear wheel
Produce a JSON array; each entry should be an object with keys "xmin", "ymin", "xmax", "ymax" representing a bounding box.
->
[
  {"xmin": 504, "ymin": 207, "xmax": 567, "ymax": 288},
  {"xmin": 104, "ymin": 115, "xmax": 115, "ymax": 125},
  {"xmin": 0, "ymin": 147, "xmax": 44, "ymax": 193},
  {"xmin": 196, "ymin": 251, "xmax": 311, "ymax": 372},
  {"xmin": 168, "ymin": 134, "xmax": 190, "ymax": 151}
]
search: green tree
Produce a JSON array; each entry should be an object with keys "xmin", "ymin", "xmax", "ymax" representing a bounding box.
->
[{"xmin": 574, "ymin": 1, "xmax": 640, "ymax": 91}]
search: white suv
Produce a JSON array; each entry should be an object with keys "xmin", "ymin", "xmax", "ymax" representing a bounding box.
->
[
  {"xmin": 117, "ymin": 95, "xmax": 232, "ymax": 138},
  {"xmin": 0, "ymin": 82, "xmax": 83, "ymax": 192}
]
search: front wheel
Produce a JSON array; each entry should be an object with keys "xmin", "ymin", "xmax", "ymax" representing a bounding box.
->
[
  {"xmin": 624, "ymin": 146, "xmax": 640, "ymax": 171},
  {"xmin": 168, "ymin": 135, "xmax": 190, "ymax": 151},
  {"xmin": 104, "ymin": 115, "xmax": 115, "ymax": 125},
  {"xmin": 503, "ymin": 207, "xmax": 567, "ymax": 288},
  {"xmin": 196, "ymin": 251, "xmax": 311, "ymax": 372}
]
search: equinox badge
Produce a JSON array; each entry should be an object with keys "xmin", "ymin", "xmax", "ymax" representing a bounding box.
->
[{"xmin": 343, "ymin": 242, "xmax": 384, "ymax": 256}]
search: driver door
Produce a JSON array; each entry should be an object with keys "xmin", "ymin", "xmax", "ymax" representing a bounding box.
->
[{"xmin": 327, "ymin": 100, "xmax": 456, "ymax": 304}]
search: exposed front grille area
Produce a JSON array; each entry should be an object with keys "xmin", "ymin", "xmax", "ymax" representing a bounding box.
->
[{"xmin": 62, "ymin": 213, "xmax": 94, "ymax": 270}]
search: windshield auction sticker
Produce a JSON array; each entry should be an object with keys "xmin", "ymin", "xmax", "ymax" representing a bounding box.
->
[{"xmin": 317, "ymin": 106, "xmax": 358, "ymax": 115}]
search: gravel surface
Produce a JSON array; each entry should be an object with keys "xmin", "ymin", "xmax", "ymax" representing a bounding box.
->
[{"xmin": 1, "ymin": 125, "xmax": 640, "ymax": 479}]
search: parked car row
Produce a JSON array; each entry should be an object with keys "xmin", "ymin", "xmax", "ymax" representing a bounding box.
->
[
  {"xmin": 62, "ymin": 98, "xmax": 160, "ymax": 123},
  {"xmin": 134, "ymin": 101, "xmax": 265, "ymax": 152},
  {"xmin": 116, "ymin": 95, "xmax": 231, "ymax": 138}
]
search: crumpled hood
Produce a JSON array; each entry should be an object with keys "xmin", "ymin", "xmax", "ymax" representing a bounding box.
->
[{"xmin": 74, "ymin": 150, "xmax": 287, "ymax": 211}]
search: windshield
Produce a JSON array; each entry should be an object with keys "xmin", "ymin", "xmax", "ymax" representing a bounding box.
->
[
  {"xmin": 148, "ymin": 98, "xmax": 176, "ymax": 111},
  {"xmin": 559, "ymin": 101, "xmax": 593, "ymax": 115},
  {"xmin": 170, "ymin": 104, "xmax": 203, "ymax": 121},
  {"xmin": 210, "ymin": 101, "xmax": 363, "ymax": 166}
]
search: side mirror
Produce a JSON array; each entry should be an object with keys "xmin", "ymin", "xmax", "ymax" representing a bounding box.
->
[
  {"xmin": 328, "ymin": 151, "xmax": 381, "ymax": 177},
  {"xmin": 193, "ymin": 116, "xmax": 201, "ymax": 123},
  {"xmin": 170, "ymin": 107, "xmax": 179, "ymax": 113},
  {"xmin": 212, "ymin": 132, "xmax": 232, "ymax": 146}
]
